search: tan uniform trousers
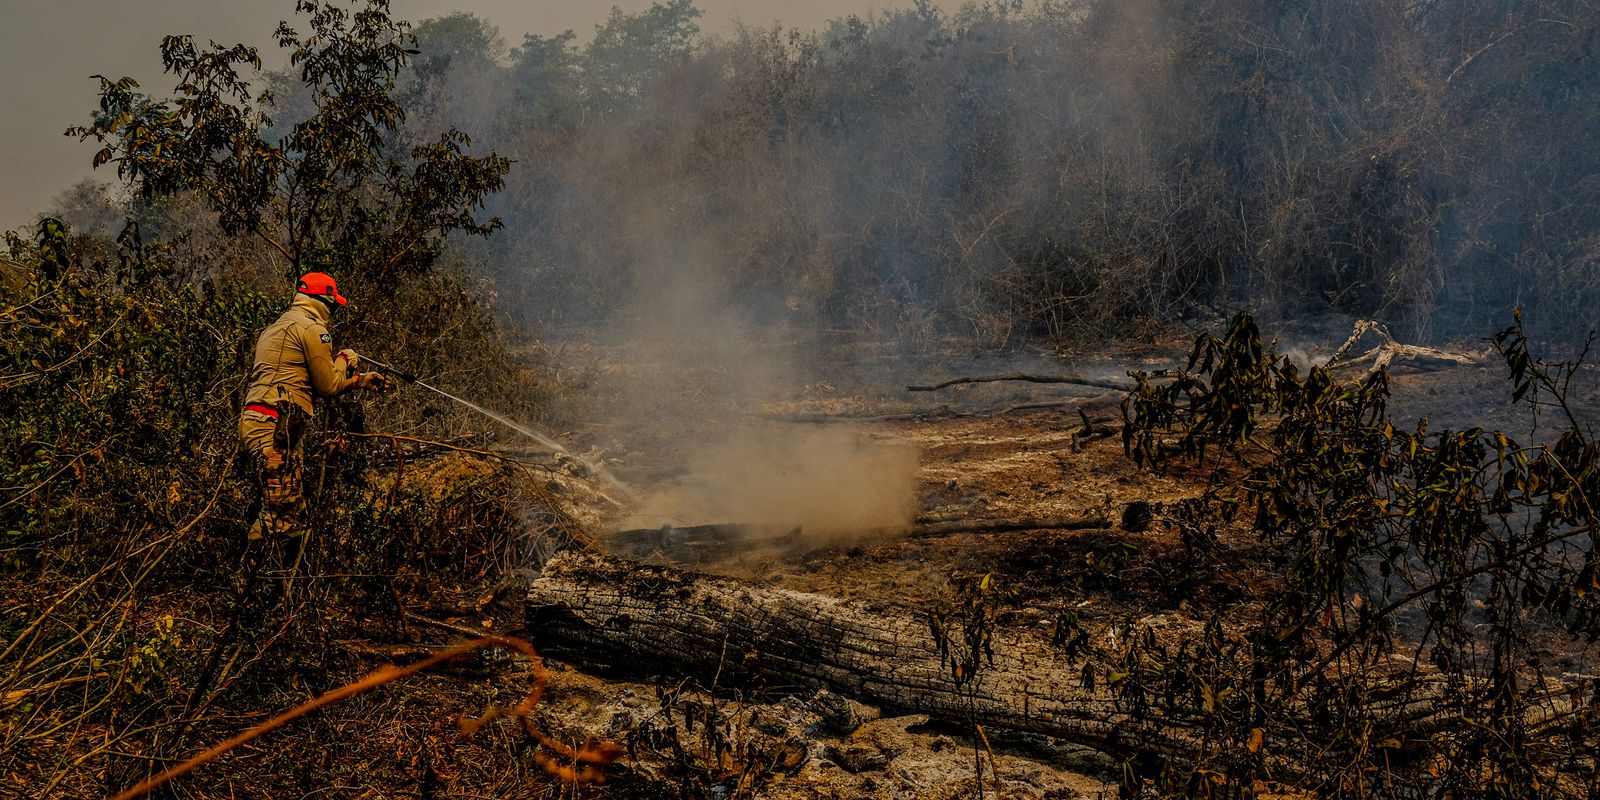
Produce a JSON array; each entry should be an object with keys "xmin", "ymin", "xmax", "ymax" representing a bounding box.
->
[
  {"xmin": 240, "ymin": 404, "xmax": 309, "ymax": 539},
  {"xmin": 239, "ymin": 408, "xmax": 279, "ymax": 457}
]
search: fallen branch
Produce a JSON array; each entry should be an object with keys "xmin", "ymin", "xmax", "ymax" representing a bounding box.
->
[
  {"xmin": 346, "ymin": 431, "xmax": 495, "ymax": 464},
  {"xmin": 908, "ymin": 372, "xmax": 1132, "ymax": 393},
  {"xmin": 760, "ymin": 394, "xmax": 1121, "ymax": 424},
  {"xmin": 0, "ymin": 671, "xmax": 107, "ymax": 709},
  {"xmin": 1326, "ymin": 320, "xmax": 1483, "ymax": 377},
  {"xmin": 909, "ymin": 516, "xmax": 1111, "ymax": 538},
  {"xmin": 403, "ymin": 608, "xmax": 503, "ymax": 639},
  {"xmin": 338, "ymin": 641, "xmax": 470, "ymax": 662}
]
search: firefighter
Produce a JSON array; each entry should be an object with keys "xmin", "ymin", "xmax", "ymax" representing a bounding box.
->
[{"xmin": 239, "ymin": 272, "xmax": 386, "ymax": 539}]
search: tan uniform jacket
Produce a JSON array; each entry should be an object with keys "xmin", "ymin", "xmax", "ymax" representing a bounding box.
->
[{"xmin": 243, "ymin": 294, "xmax": 359, "ymax": 417}]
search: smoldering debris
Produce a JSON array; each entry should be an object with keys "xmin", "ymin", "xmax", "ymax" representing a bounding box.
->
[{"xmin": 613, "ymin": 423, "xmax": 919, "ymax": 547}]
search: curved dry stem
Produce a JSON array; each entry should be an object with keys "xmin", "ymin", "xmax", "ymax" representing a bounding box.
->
[{"xmin": 107, "ymin": 634, "xmax": 616, "ymax": 800}]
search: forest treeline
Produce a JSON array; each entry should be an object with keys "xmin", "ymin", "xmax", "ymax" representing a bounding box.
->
[
  {"xmin": 41, "ymin": 0, "xmax": 1600, "ymax": 345},
  {"xmin": 336, "ymin": 0, "xmax": 1600, "ymax": 344}
]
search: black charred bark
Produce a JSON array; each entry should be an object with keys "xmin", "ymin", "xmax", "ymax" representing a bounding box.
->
[{"xmin": 525, "ymin": 551, "xmax": 1190, "ymax": 758}]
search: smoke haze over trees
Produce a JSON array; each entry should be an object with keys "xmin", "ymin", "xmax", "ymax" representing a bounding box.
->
[{"xmin": 339, "ymin": 0, "xmax": 1600, "ymax": 346}]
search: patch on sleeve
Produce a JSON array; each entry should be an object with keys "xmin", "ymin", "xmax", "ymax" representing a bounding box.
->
[{"xmin": 319, "ymin": 333, "xmax": 332, "ymax": 344}]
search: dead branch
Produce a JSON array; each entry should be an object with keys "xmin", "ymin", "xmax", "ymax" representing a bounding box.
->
[
  {"xmin": 347, "ymin": 431, "xmax": 494, "ymax": 464},
  {"xmin": 0, "ymin": 672, "xmax": 107, "ymax": 710},
  {"xmin": 1326, "ymin": 320, "xmax": 1483, "ymax": 378},
  {"xmin": 759, "ymin": 393, "xmax": 1124, "ymax": 426},
  {"xmin": 907, "ymin": 372, "xmax": 1132, "ymax": 393},
  {"xmin": 1072, "ymin": 409, "xmax": 1119, "ymax": 450},
  {"xmin": 1446, "ymin": 19, "xmax": 1575, "ymax": 84},
  {"xmin": 402, "ymin": 608, "xmax": 503, "ymax": 639},
  {"xmin": 910, "ymin": 516, "xmax": 1111, "ymax": 538}
]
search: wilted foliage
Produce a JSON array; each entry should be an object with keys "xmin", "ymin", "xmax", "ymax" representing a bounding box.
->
[{"xmin": 627, "ymin": 678, "xmax": 806, "ymax": 799}]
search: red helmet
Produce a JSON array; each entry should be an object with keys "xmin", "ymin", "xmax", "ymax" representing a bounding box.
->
[{"xmin": 296, "ymin": 272, "xmax": 348, "ymax": 306}]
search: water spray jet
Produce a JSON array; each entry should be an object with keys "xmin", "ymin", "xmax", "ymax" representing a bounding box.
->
[{"xmin": 363, "ymin": 356, "xmax": 639, "ymax": 502}]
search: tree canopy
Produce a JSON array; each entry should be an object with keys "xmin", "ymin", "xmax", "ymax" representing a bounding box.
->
[{"xmin": 70, "ymin": 0, "xmax": 510, "ymax": 291}]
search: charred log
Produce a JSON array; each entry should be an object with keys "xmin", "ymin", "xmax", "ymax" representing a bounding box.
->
[{"xmin": 525, "ymin": 551, "xmax": 1190, "ymax": 758}]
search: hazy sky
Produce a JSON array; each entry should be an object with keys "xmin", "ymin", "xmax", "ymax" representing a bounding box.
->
[{"xmin": 0, "ymin": 0, "xmax": 930, "ymax": 229}]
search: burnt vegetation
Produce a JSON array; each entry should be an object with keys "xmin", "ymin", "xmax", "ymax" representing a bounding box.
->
[
  {"xmin": 1111, "ymin": 312, "xmax": 1600, "ymax": 796},
  {"xmin": 5, "ymin": 0, "xmax": 1600, "ymax": 798}
]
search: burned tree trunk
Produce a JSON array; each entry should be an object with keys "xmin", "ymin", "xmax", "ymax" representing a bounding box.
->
[{"xmin": 525, "ymin": 552, "xmax": 1189, "ymax": 757}]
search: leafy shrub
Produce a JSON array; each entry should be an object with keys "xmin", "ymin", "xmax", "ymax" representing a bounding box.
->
[
  {"xmin": 1103, "ymin": 312, "xmax": 1600, "ymax": 797},
  {"xmin": 1, "ymin": 218, "xmax": 274, "ymax": 557}
]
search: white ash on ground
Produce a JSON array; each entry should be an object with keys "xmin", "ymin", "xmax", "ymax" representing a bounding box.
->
[{"xmin": 535, "ymin": 664, "xmax": 1116, "ymax": 799}]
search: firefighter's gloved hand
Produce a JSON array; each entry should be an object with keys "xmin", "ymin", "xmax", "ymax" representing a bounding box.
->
[
  {"xmin": 357, "ymin": 371, "xmax": 389, "ymax": 391},
  {"xmin": 335, "ymin": 348, "xmax": 360, "ymax": 377}
]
